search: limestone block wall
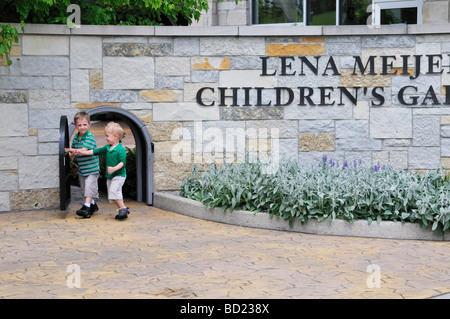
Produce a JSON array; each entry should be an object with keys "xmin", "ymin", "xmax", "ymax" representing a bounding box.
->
[{"xmin": 0, "ymin": 24, "xmax": 450, "ymax": 211}]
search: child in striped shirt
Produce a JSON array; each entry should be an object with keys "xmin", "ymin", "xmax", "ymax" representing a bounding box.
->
[{"xmin": 65, "ymin": 111, "xmax": 100, "ymax": 218}]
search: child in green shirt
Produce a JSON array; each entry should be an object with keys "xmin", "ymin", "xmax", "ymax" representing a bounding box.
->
[{"xmin": 75, "ymin": 122, "xmax": 129, "ymax": 220}]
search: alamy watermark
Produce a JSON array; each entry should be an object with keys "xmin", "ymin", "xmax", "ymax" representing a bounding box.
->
[
  {"xmin": 66, "ymin": 263, "xmax": 81, "ymax": 288},
  {"xmin": 366, "ymin": 4, "xmax": 381, "ymax": 29},
  {"xmin": 366, "ymin": 264, "xmax": 381, "ymax": 288},
  {"xmin": 170, "ymin": 121, "xmax": 280, "ymax": 175},
  {"xmin": 66, "ymin": 4, "xmax": 81, "ymax": 29}
]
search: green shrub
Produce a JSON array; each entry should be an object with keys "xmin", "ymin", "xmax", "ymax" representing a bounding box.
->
[{"xmin": 180, "ymin": 155, "xmax": 450, "ymax": 233}]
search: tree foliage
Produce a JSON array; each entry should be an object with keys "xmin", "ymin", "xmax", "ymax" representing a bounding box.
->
[
  {"xmin": 0, "ymin": 23, "xmax": 20, "ymax": 65},
  {"xmin": 0, "ymin": 0, "xmax": 210, "ymax": 26},
  {"xmin": 0, "ymin": 0, "xmax": 223, "ymax": 64}
]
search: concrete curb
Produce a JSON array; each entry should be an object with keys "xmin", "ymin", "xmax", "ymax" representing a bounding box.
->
[{"xmin": 154, "ymin": 191, "xmax": 449, "ymax": 241}]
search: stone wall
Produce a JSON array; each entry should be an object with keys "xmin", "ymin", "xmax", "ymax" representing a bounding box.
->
[{"xmin": 1, "ymin": 23, "xmax": 450, "ymax": 211}]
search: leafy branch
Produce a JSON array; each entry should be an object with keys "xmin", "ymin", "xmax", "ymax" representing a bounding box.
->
[{"xmin": 0, "ymin": 23, "xmax": 20, "ymax": 66}]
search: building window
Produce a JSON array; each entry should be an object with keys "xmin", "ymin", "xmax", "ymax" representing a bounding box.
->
[
  {"xmin": 380, "ymin": 7, "xmax": 417, "ymax": 24},
  {"xmin": 253, "ymin": 0, "xmax": 305, "ymax": 24},
  {"xmin": 340, "ymin": 0, "xmax": 372, "ymax": 25},
  {"xmin": 308, "ymin": 0, "xmax": 337, "ymax": 25},
  {"xmin": 252, "ymin": 0, "xmax": 422, "ymax": 25},
  {"xmin": 373, "ymin": 1, "xmax": 422, "ymax": 25}
]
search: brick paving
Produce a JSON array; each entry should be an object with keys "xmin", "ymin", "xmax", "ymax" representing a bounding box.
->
[{"xmin": 0, "ymin": 198, "xmax": 449, "ymax": 299}]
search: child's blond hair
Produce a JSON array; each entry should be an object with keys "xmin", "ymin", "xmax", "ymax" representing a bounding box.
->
[{"xmin": 105, "ymin": 122, "xmax": 124, "ymax": 141}]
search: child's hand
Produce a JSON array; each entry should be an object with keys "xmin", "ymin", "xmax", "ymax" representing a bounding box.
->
[
  {"xmin": 73, "ymin": 148, "xmax": 92, "ymax": 156},
  {"xmin": 107, "ymin": 166, "xmax": 115, "ymax": 174},
  {"xmin": 73, "ymin": 149, "xmax": 85, "ymax": 155}
]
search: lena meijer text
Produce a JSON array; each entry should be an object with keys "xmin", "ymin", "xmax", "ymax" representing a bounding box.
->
[
  {"xmin": 180, "ymin": 303, "xmax": 269, "ymax": 316},
  {"xmin": 196, "ymin": 54, "xmax": 450, "ymax": 107}
]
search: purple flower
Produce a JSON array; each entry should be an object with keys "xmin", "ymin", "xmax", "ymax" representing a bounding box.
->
[
  {"xmin": 319, "ymin": 154, "xmax": 328, "ymax": 168},
  {"xmin": 342, "ymin": 161, "xmax": 349, "ymax": 170},
  {"xmin": 329, "ymin": 159, "xmax": 335, "ymax": 167}
]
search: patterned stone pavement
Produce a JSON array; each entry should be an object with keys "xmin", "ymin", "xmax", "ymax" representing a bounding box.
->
[{"xmin": 0, "ymin": 198, "xmax": 449, "ymax": 299}]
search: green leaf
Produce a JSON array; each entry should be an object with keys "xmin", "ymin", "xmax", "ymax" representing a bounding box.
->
[
  {"xmin": 432, "ymin": 221, "xmax": 438, "ymax": 231},
  {"xmin": 231, "ymin": 197, "xmax": 236, "ymax": 212},
  {"xmin": 376, "ymin": 215, "xmax": 382, "ymax": 224}
]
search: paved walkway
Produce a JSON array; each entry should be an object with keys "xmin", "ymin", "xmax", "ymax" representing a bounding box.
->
[{"xmin": 0, "ymin": 198, "xmax": 449, "ymax": 299}]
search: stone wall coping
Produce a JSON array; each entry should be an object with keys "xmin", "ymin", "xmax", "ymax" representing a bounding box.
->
[
  {"xmin": 155, "ymin": 26, "xmax": 238, "ymax": 36},
  {"xmin": 71, "ymin": 24, "xmax": 156, "ymax": 36},
  {"xmin": 5, "ymin": 22, "xmax": 450, "ymax": 37},
  {"xmin": 238, "ymin": 25, "xmax": 323, "ymax": 36}
]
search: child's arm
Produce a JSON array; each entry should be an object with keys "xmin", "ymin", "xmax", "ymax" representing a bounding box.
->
[
  {"xmin": 107, "ymin": 162, "xmax": 124, "ymax": 175},
  {"xmin": 65, "ymin": 148, "xmax": 75, "ymax": 161},
  {"xmin": 68, "ymin": 147, "xmax": 89, "ymax": 154},
  {"xmin": 74, "ymin": 149, "xmax": 94, "ymax": 156}
]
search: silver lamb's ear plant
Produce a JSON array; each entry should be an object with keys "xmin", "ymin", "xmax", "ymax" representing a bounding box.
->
[{"xmin": 180, "ymin": 156, "xmax": 450, "ymax": 233}]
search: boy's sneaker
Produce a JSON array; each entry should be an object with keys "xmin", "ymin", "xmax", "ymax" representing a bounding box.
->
[
  {"xmin": 115, "ymin": 207, "xmax": 130, "ymax": 220},
  {"xmin": 76, "ymin": 205, "xmax": 92, "ymax": 218},
  {"xmin": 90, "ymin": 202, "xmax": 99, "ymax": 214}
]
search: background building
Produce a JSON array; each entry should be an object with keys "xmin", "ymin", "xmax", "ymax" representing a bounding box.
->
[{"xmin": 194, "ymin": 0, "xmax": 450, "ymax": 26}]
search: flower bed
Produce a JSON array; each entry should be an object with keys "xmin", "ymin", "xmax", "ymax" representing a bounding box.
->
[{"xmin": 180, "ymin": 156, "xmax": 450, "ymax": 233}]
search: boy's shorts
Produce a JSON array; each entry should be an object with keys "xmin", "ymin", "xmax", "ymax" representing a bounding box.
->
[
  {"xmin": 107, "ymin": 176, "xmax": 126, "ymax": 202},
  {"xmin": 78, "ymin": 174, "xmax": 99, "ymax": 199}
]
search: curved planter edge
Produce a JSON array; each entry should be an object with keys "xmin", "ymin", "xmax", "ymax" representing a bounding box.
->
[{"xmin": 153, "ymin": 191, "xmax": 448, "ymax": 241}]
